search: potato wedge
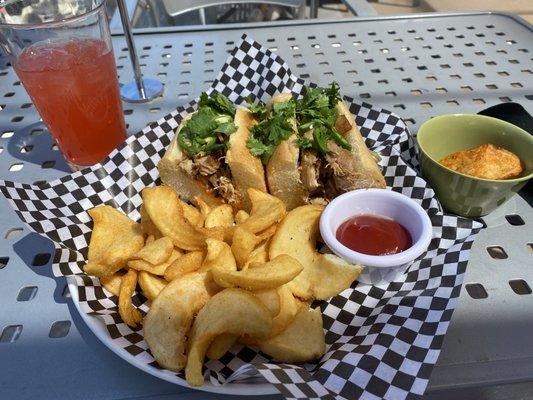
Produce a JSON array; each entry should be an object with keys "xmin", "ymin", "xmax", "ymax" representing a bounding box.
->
[
  {"xmin": 143, "ymin": 186, "xmax": 223, "ymax": 251},
  {"xmin": 130, "ymin": 237, "xmax": 173, "ymax": 265},
  {"xmin": 254, "ymin": 288, "xmax": 280, "ymax": 317},
  {"xmin": 204, "ymin": 204, "xmax": 234, "ymax": 228},
  {"xmin": 164, "ymin": 251, "xmax": 204, "ymax": 281},
  {"xmin": 256, "ymin": 224, "xmax": 277, "ymax": 241},
  {"xmin": 234, "ymin": 210, "xmax": 249, "ymax": 224},
  {"xmin": 84, "ymin": 206, "xmax": 144, "ymax": 278},
  {"xmin": 207, "ymin": 239, "xmax": 303, "ymax": 290},
  {"xmin": 200, "ymin": 238, "xmax": 236, "ymax": 273},
  {"xmin": 243, "ymin": 239, "xmax": 270, "ymax": 270},
  {"xmin": 140, "ymin": 205, "xmax": 161, "ymax": 238},
  {"xmin": 138, "ymin": 271, "xmax": 167, "ymax": 301},
  {"xmin": 309, "ymin": 254, "xmax": 364, "ymax": 300},
  {"xmin": 270, "ymin": 205, "xmax": 362, "ymax": 300},
  {"xmin": 259, "ymin": 306, "xmax": 326, "ymax": 363},
  {"xmin": 240, "ymin": 283, "xmax": 299, "ymax": 345},
  {"xmin": 206, "ymin": 333, "xmax": 237, "ymax": 361},
  {"xmin": 195, "ymin": 197, "xmax": 211, "ymax": 219},
  {"xmin": 127, "ymin": 248, "xmax": 181, "ymax": 276},
  {"xmin": 231, "ymin": 226, "xmax": 262, "ymax": 268},
  {"xmin": 143, "ymin": 271, "xmax": 219, "ymax": 372},
  {"xmin": 119, "ymin": 269, "xmax": 142, "ymax": 327},
  {"xmin": 269, "ymin": 284, "xmax": 299, "ymax": 337},
  {"xmin": 185, "ymin": 288, "xmax": 272, "ymax": 386},
  {"xmin": 214, "ymin": 254, "xmax": 303, "ymax": 291},
  {"xmin": 100, "ymin": 271, "xmax": 124, "ymax": 297},
  {"xmin": 180, "ymin": 200, "xmax": 204, "ymax": 227},
  {"xmin": 239, "ymin": 188, "xmax": 286, "ymax": 234}
]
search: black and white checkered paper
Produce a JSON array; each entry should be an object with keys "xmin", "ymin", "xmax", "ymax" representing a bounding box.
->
[{"xmin": 0, "ymin": 36, "xmax": 482, "ymax": 400}]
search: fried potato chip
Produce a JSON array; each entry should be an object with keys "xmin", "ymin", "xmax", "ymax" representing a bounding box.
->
[
  {"xmin": 138, "ymin": 271, "xmax": 167, "ymax": 301},
  {"xmin": 259, "ymin": 306, "xmax": 326, "ymax": 363},
  {"xmin": 164, "ymin": 251, "xmax": 204, "ymax": 281},
  {"xmin": 234, "ymin": 210, "xmax": 249, "ymax": 224},
  {"xmin": 130, "ymin": 237, "xmax": 173, "ymax": 265},
  {"xmin": 119, "ymin": 269, "xmax": 142, "ymax": 327},
  {"xmin": 207, "ymin": 239, "xmax": 303, "ymax": 290},
  {"xmin": 206, "ymin": 333, "xmax": 237, "ymax": 361},
  {"xmin": 84, "ymin": 206, "xmax": 144, "ymax": 278},
  {"xmin": 238, "ymin": 188, "xmax": 286, "ymax": 234},
  {"xmin": 231, "ymin": 226, "xmax": 262, "ymax": 268},
  {"xmin": 204, "ymin": 204, "xmax": 234, "ymax": 228},
  {"xmin": 100, "ymin": 271, "xmax": 125, "ymax": 297},
  {"xmin": 185, "ymin": 288, "xmax": 272, "ymax": 386},
  {"xmin": 140, "ymin": 205, "xmax": 161, "ymax": 238},
  {"xmin": 269, "ymin": 205, "xmax": 362, "ymax": 300},
  {"xmin": 128, "ymin": 248, "xmax": 181, "ymax": 276},
  {"xmin": 143, "ymin": 186, "xmax": 223, "ymax": 251},
  {"xmin": 180, "ymin": 200, "xmax": 204, "ymax": 227},
  {"xmin": 144, "ymin": 271, "xmax": 219, "ymax": 372}
]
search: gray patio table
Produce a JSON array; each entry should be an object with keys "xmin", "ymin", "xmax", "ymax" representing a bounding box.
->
[{"xmin": 0, "ymin": 11, "xmax": 532, "ymax": 400}]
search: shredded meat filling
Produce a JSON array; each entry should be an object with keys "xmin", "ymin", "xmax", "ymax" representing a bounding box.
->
[
  {"xmin": 178, "ymin": 152, "xmax": 239, "ymax": 204},
  {"xmin": 300, "ymin": 150, "xmax": 322, "ymax": 194},
  {"xmin": 178, "ymin": 155, "xmax": 220, "ymax": 177},
  {"xmin": 195, "ymin": 155, "xmax": 220, "ymax": 176},
  {"xmin": 325, "ymin": 141, "xmax": 361, "ymax": 194},
  {"xmin": 208, "ymin": 170, "xmax": 239, "ymax": 204}
]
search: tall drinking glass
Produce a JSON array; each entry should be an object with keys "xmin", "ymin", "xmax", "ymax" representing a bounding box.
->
[{"xmin": 0, "ymin": 0, "xmax": 127, "ymax": 170}]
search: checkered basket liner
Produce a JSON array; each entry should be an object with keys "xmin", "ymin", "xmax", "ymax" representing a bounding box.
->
[{"xmin": 0, "ymin": 35, "xmax": 482, "ymax": 400}]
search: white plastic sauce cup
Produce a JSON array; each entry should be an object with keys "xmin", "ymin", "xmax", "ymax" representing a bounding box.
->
[{"xmin": 320, "ymin": 189, "xmax": 433, "ymax": 286}]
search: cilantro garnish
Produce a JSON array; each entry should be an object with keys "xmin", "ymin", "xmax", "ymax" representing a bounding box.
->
[
  {"xmin": 247, "ymin": 97, "xmax": 296, "ymax": 164},
  {"xmin": 178, "ymin": 92, "xmax": 237, "ymax": 157},
  {"xmin": 246, "ymin": 96, "xmax": 267, "ymax": 119},
  {"xmin": 245, "ymin": 83, "xmax": 351, "ymax": 163},
  {"xmin": 295, "ymin": 82, "xmax": 351, "ymax": 154}
]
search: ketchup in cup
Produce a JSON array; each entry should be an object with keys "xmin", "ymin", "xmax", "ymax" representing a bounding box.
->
[
  {"xmin": 13, "ymin": 38, "xmax": 126, "ymax": 168},
  {"xmin": 336, "ymin": 214, "xmax": 412, "ymax": 256}
]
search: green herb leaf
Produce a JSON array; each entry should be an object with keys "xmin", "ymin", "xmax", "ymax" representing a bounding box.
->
[
  {"xmin": 245, "ymin": 96, "xmax": 267, "ymax": 119},
  {"xmin": 294, "ymin": 81, "xmax": 351, "ymax": 155},
  {"xmin": 216, "ymin": 122, "xmax": 237, "ymax": 135},
  {"xmin": 179, "ymin": 92, "xmax": 237, "ymax": 157},
  {"xmin": 199, "ymin": 92, "xmax": 235, "ymax": 116},
  {"xmin": 246, "ymin": 99, "xmax": 296, "ymax": 164},
  {"xmin": 296, "ymin": 136, "xmax": 313, "ymax": 149}
]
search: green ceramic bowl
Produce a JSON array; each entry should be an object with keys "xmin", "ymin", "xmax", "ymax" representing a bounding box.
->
[{"xmin": 417, "ymin": 114, "xmax": 533, "ymax": 217}]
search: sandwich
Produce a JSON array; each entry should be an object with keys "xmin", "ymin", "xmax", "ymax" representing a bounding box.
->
[
  {"xmin": 158, "ymin": 92, "xmax": 267, "ymax": 211},
  {"xmin": 247, "ymin": 83, "xmax": 386, "ymax": 210}
]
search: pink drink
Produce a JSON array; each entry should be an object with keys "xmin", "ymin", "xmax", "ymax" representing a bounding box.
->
[{"xmin": 14, "ymin": 38, "xmax": 126, "ymax": 166}]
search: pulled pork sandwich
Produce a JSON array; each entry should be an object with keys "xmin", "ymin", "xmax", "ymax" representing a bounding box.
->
[
  {"xmin": 247, "ymin": 83, "xmax": 385, "ymax": 210},
  {"xmin": 158, "ymin": 92, "xmax": 267, "ymax": 211}
]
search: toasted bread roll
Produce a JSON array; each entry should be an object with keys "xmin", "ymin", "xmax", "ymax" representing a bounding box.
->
[
  {"xmin": 265, "ymin": 94, "xmax": 308, "ymax": 210},
  {"xmin": 227, "ymin": 107, "xmax": 268, "ymax": 211},
  {"xmin": 158, "ymin": 107, "xmax": 267, "ymax": 210}
]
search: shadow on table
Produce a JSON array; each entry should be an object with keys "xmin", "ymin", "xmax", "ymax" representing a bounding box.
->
[
  {"xmin": 12, "ymin": 232, "xmax": 69, "ymax": 304},
  {"xmin": 5, "ymin": 121, "xmax": 71, "ymax": 174}
]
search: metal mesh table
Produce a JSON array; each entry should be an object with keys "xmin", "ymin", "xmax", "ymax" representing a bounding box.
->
[{"xmin": 0, "ymin": 12, "xmax": 532, "ymax": 399}]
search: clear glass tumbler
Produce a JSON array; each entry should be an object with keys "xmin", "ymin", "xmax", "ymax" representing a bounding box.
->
[{"xmin": 0, "ymin": 0, "xmax": 127, "ymax": 170}]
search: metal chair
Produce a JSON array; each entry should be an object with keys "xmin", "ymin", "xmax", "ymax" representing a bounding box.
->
[{"xmin": 110, "ymin": 0, "xmax": 307, "ymax": 30}]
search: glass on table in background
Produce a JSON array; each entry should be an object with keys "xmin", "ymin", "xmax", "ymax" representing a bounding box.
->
[{"xmin": 0, "ymin": 0, "xmax": 127, "ymax": 170}]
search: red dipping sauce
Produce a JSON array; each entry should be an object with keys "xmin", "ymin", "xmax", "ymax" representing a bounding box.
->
[{"xmin": 336, "ymin": 214, "xmax": 412, "ymax": 256}]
